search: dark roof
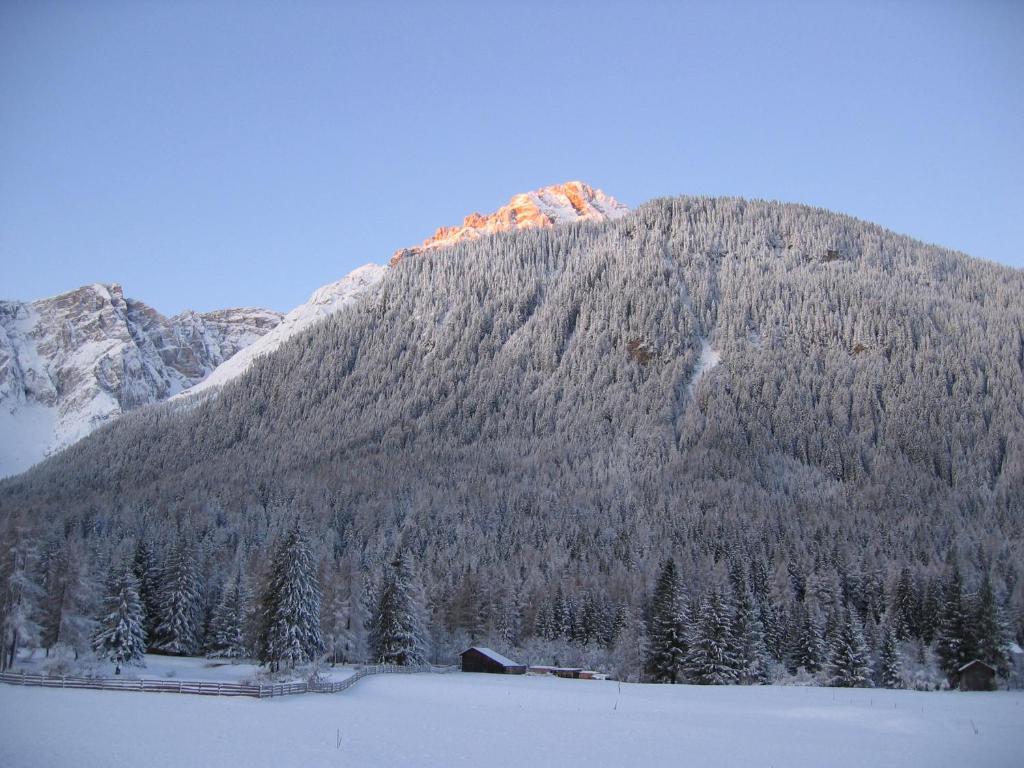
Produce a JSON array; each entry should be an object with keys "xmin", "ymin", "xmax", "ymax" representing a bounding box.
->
[
  {"xmin": 957, "ymin": 659, "xmax": 996, "ymax": 673},
  {"xmin": 462, "ymin": 646, "xmax": 522, "ymax": 667}
]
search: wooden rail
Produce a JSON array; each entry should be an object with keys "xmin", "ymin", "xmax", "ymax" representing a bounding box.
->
[{"xmin": 0, "ymin": 663, "xmax": 452, "ymax": 699}]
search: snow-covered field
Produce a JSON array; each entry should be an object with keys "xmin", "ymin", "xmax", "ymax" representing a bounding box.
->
[{"xmin": 0, "ymin": 672, "xmax": 1020, "ymax": 768}]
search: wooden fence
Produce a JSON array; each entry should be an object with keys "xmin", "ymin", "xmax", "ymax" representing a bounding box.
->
[{"xmin": 0, "ymin": 663, "xmax": 451, "ymax": 699}]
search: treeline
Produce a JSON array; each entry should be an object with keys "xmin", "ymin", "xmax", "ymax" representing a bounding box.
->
[{"xmin": 0, "ymin": 515, "xmax": 1016, "ymax": 688}]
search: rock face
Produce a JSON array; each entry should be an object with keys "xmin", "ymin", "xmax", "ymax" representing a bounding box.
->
[
  {"xmin": 178, "ymin": 263, "xmax": 387, "ymax": 398},
  {"xmin": 0, "ymin": 283, "xmax": 282, "ymax": 477},
  {"xmin": 390, "ymin": 181, "xmax": 629, "ymax": 265}
]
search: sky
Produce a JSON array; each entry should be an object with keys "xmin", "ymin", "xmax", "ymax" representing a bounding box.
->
[{"xmin": 1, "ymin": 0, "xmax": 1021, "ymax": 315}]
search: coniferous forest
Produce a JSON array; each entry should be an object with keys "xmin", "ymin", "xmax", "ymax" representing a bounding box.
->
[{"xmin": 1, "ymin": 196, "xmax": 1022, "ymax": 688}]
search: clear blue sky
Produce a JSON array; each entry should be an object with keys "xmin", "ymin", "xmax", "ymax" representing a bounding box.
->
[{"xmin": 2, "ymin": 1, "xmax": 1021, "ymax": 314}]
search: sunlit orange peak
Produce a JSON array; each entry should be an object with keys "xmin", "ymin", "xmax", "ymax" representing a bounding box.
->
[{"xmin": 390, "ymin": 181, "xmax": 628, "ymax": 265}]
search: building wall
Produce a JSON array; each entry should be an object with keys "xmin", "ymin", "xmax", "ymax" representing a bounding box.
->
[{"xmin": 960, "ymin": 666, "xmax": 996, "ymax": 691}]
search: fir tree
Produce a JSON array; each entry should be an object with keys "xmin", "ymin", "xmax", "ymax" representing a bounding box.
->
[
  {"xmin": 787, "ymin": 601, "xmax": 823, "ymax": 674},
  {"xmin": 878, "ymin": 623, "xmax": 902, "ymax": 689},
  {"xmin": 132, "ymin": 541, "xmax": 161, "ymax": 646},
  {"xmin": 685, "ymin": 590, "xmax": 741, "ymax": 685},
  {"xmin": 760, "ymin": 600, "xmax": 786, "ymax": 663},
  {"xmin": 369, "ymin": 551, "xmax": 427, "ymax": 666},
  {"xmin": 258, "ymin": 526, "xmax": 324, "ymax": 670},
  {"xmin": 918, "ymin": 577, "xmax": 940, "ymax": 645},
  {"xmin": 730, "ymin": 585, "xmax": 770, "ymax": 684},
  {"xmin": 934, "ymin": 557, "xmax": 976, "ymax": 684},
  {"xmin": 973, "ymin": 573, "xmax": 1009, "ymax": 678},
  {"xmin": 92, "ymin": 566, "xmax": 147, "ymax": 674},
  {"xmin": 152, "ymin": 541, "xmax": 201, "ymax": 655},
  {"xmin": 827, "ymin": 607, "xmax": 872, "ymax": 687},
  {"xmin": 207, "ymin": 569, "xmax": 249, "ymax": 658},
  {"xmin": 645, "ymin": 559, "xmax": 687, "ymax": 683},
  {"xmin": 892, "ymin": 566, "xmax": 917, "ymax": 641}
]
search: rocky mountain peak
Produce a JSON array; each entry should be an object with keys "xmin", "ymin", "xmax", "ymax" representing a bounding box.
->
[{"xmin": 390, "ymin": 181, "xmax": 629, "ymax": 265}]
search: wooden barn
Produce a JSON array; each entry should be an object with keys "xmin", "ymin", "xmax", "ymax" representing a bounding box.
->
[
  {"xmin": 958, "ymin": 659, "xmax": 996, "ymax": 691},
  {"xmin": 460, "ymin": 646, "xmax": 526, "ymax": 675}
]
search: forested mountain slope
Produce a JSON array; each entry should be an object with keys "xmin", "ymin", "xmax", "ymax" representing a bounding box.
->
[{"xmin": 2, "ymin": 196, "xmax": 1022, "ymax": 677}]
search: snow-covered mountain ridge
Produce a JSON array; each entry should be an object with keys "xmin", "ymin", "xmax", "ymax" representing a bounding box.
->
[
  {"xmin": 0, "ymin": 283, "xmax": 282, "ymax": 477},
  {"xmin": 177, "ymin": 264, "xmax": 387, "ymax": 399}
]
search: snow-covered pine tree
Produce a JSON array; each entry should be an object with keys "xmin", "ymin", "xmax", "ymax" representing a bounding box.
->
[
  {"xmin": 132, "ymin": 540, "xmax": 161, "ymax": 646},
  {"xmin": 918, "ymin": 577, "xmax": 941, "ymax": 645},
  {"xmin": 152, "ymin": 540, "xmax": 201, "ymax": 655},
  {"xmin": 892, "ymin": 566, "xmax": 917, "ymax": 641},
  {"xmin": 645, "ymin": 558, "xmax": 687, "ymax": 683},
  {"xmin": 760, "ymin": 600, "xmax": 786, "ymax": 663},
  {"xmin": 685, "ymin": 590, "xmax": 741, "ymax": 685},
  {"xmin": 973, "ymin": 572, "xmax": 1010, "ymax": 678},
  {"xmin": 257, "ymin": 526, "xmax": 324, "ymax": 671},
  {"xmin": 207, "ymin": 568, "xmax": 249, "ymax": 658},
  {"xmin": 730, "ymin": 584, "xmax": 770, "ymax": 684},
  {"xmin": 534, "ymin": 601, "xmax": 555, "ymax": 641},
  {"xmin": 92, "ymin": 565, "xmax": 147, "ymax": 674},
  {"xmin": 369, "ymin": 551, "xmax": 427, "ymax": 666},
  {"xmin": 934, "ymin": 556, "xmax": 976, "ymax": 685},
  {"xmin": 878, "ymin": 622, "xmax": 902, "ymax": 689},
  {"xmin": 495, "ymin": 589, "xmax": 523, "ymax": 650},
  {"xmin": 787, "ymin": 601, "xmax": 824, "ymax": 674},
  {"xmin": 827, "ymin": 607, "xmax": 872, "ymax": 688}
]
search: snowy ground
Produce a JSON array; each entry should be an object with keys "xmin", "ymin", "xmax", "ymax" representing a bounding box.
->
[
  {"xmin": 1, "ymin": 672, "xmax": 1021, "ymax": 768},
  {"xmin": 10, "ymin": 651, "xmax": 357, "ymax": 684}
]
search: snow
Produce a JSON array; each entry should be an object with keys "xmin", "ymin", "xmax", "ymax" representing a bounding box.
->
[
  {"xmin": 687, "ymin": 336, "xmax": 721, "ymax": 396},
  {"xmin": 1, "ymin": 673, "xmax": 1021, "ymax": 768},
  {"xmin": 0, "ymin": 401, "xmax": 57, "ymax": 478},
  {"xmin": 177, "ymin": 264, "xmax": 386, "ymax": 398},
  {"xmin": 527, "ymin": 183, "xmax": 630, "ymax": 225}
]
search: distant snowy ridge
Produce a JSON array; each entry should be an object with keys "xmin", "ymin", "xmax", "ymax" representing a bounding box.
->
[
  {"xmin": 177, "ymin": 264, "xmax": 387, "ymax": 398},
  {"xmin": 0, "ymin": 284, "xmax": 282, "ymax": 477}
]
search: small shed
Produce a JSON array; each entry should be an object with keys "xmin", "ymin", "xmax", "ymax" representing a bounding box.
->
[
  {"xmin": 553, "ymin": 667, "xmax": 583, "ymax": 679},
  {"xmin": 461, "ymin": 646, "xmax": 526, "ymax": 675},
  {"xmin": 958, "ymin": 659, "xmax": 996, "ymax": 691}
]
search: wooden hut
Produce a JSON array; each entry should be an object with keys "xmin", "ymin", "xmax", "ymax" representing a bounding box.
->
[
  {"xmin": 460, "ymin": 647, "xmax": 526, "ymax": 674},
  {"xmin": 958, "ymin": 659, "xmax": 996, "ymax": 691}
]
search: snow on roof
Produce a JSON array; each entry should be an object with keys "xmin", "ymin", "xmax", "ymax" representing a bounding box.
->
[
  {"xmin": 958, "ymin": 659, "xmax": 996, "ymax": 673},
  {"xmin": 465, "ymin": 647, "xmax": 521, "ymax": 667}
]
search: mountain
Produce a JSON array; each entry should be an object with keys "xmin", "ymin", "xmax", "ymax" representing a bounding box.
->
[
  {"xmin": 6, "ymin": 195, "xmax": 1021, "ymax": 540},
  {"xmin": 390, "ymin": 181, "xmax": 628, "ymax": 265},
  {"xmin": 2, "ymin": 193, "xmax": 1022, "ymax": 678},
  {"xmin": 0, "ymin": 283, "xmax": 281, "ymax": 477},
  {"xmin": 177, "ymin": 264, "xmax": 386, "ymax": 399}
]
